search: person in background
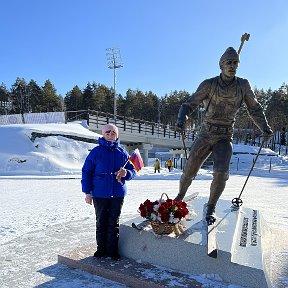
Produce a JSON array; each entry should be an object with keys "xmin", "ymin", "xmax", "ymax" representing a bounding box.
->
[
  {"xmin": 154, "ymin": 158, "xmax": 161, "ymax": 173},
  {"xmin": 175, "ymin": 47, "xmax": 273, "ymax": 225},
  {"xmin": 81, "ymin": 124, "xmax": 136, "ymax": 260},
  {"xmin": 166, "ymin": 158, "xmax": 173, "ymax": 172}
]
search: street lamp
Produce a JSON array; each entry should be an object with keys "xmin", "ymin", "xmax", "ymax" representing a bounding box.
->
[{"xmin": 105, "ymin": 48, "xmax": 123, "ymax": 121}]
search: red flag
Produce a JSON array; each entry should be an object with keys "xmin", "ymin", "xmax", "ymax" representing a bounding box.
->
[{"xmin": 129, "ymin": 149, "xmax": 144, "ymax": 172}]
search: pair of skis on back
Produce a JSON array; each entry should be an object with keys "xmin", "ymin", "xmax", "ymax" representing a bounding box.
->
[{"xmin": 131, "ymin": 192, "xmax": 218, "ymax": 258}]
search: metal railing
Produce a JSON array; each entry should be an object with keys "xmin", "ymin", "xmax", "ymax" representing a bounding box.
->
[{"xmin": 81, "ymin": 110, "xmax": 196, "ymax": 141}]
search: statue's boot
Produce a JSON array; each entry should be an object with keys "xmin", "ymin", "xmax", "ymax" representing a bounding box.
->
[
  {"xmin": 206, "ymin": 172, "xmax": 229, "ymax": 224},
  {"xmin": 206, "ymin": 204, "xmax": 216, "ymax": 225}
]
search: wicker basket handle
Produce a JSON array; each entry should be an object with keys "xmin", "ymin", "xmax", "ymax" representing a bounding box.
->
[{"xmin": 159, "ymin": 193, "xmax": 170, "ymax": 202}]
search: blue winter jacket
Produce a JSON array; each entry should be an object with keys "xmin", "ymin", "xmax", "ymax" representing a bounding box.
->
[{"xmin": 81, "ymin": 137, "xmax": 136, "ymax": 198}]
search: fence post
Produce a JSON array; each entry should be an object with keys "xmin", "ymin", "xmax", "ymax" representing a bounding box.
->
[
  {"xmin": 96, "ymin": 111, "xmax": 99, "ymax": 128},
  {"xmin": 64, "ymin": 111, "xmax": 68, "ymax": 124},
  {"xmin": 268, "ymin": 158, "xmax": 271, "ymax": 172},
  {"xmin": 86, "ymin": 110, "xmax": 89, "ymax": 125}
]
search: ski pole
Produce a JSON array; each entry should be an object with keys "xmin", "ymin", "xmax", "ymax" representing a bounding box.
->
[
  {"xmin": 232, "ymin": 140, "xmax": 265, "ymax": 207},
  {"xmin": 181, "ymin": 132, "xmax": 188, "ymax": 160}
]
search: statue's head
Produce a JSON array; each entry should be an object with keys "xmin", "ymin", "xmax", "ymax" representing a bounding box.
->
[
  {"xmin": 219, "ymin": 47, "xmax": 239, "ymax": 79},
  {"xmin": 219, "ymin": 47, "xmax": 239, "ymax": 67}
]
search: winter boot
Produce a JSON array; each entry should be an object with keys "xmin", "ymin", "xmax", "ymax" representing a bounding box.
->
[
  {"xmin": 206, "ymin": 204, "xmax": 216, "ymax": 225},
  {"xmin": 93, "ymin": 249, "xmax": 106, "ymax": 258}
]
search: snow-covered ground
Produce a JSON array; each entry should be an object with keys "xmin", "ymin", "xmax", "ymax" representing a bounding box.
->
[{"xmin": 0, "ymin": 122, "xmax": 287, "ymax": 287}]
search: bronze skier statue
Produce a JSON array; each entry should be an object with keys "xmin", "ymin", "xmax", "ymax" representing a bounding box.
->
[{"xmin": 175, "ymin": 46, "xmax": 273, "ymax": 225}]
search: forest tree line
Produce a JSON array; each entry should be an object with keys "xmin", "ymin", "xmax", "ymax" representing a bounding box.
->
[{"xmin": 1, "ymin": 77, "xmax": 288, "ymax": 135}]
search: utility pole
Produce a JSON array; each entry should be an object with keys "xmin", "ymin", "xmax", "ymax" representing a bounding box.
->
[{"xmin": 105, "ymin": 48, "xmax": 123, "ymax": 121}]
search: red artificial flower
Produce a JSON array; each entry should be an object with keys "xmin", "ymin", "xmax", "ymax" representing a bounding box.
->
[
  {"xmin": 180, "ymin": 201, "xmax": 187, "ymax": 208},
  {"xmin": 182, "ymin": 207, "xmax": 189, "ymax": 216},
  {"xmin": 158, "ymin": 204, "xmax": 167, "ymax": 214},
  {"xmin": 165, "ymin": 199, "xmax": 173, "ymax": 207},
  {"xmin": 161, "ymin": 213, "xmax": 170, "ymax": 222},
  {"xmin": 138, "ymin": 196, "xmax": 189, "ymax": 223},
  {"xmin": 174, "ymin": 209, "xmax": 183, "ymax": 219}
]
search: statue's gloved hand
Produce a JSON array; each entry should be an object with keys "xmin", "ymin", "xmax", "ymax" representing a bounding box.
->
[
  {"xmin": 176, "ymin": 104, "xmax": 188, "ymax": 133},
  {"xmin": 263, "ymin": 127, "xmax": 274, "ymax": 142},
  {"xmin": 175, "ymin": 121, "xmax": 185, "ymax": 133}
]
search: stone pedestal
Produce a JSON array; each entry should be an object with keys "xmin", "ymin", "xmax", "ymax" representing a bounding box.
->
[{"xmin": 119, "ymin": 196, "xmax": 272, "ymax": 288}]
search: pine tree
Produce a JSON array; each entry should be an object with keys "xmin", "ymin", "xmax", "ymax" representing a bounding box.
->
[
  {"xmin": 265, "ymin": 84, "xmax": 288, "ymax": 131},
  {"xmin": 82, "ymin": 83, "xmax": 95, "ymax": 110},
  {"xmin": 163, "ymin": 90, "xmax": 190, "ymax": 126},
  {"xmin": 91, "ymin": 83, "xmax": 107, "ymax": 111},
  {"xmin": 0, "ymin": 83, "xmax": 10, "ymax": 114},
  {"xmin": 64, "ymin": 86, "xmax": 83, "ymax": 111},
  {"xmin": 144, "ymin": 91, "xmax": 158, "ymax": 122},
  {"xmin": 102, "ymin": 86, "xmax": 114, "ymax": 114},
  {"xmin": 42, "ymin": 80, "xmax": 62, "ymax": 111},
  {"xmin": 10, "ymin": 78, "xmax": 29, "ymax": 114},
  {"xmin": 28, "ymin": 80, "xmax": 44, "ymax": 112}
]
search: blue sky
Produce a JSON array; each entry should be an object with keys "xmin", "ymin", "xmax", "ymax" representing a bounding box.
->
[{"xmin": 1, "ymin": 0, "xmax": 288, "ymax": 97}]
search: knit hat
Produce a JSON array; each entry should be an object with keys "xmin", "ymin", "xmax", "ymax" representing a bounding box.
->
[
  {"xmin": 219, "ymin": 47, "xmax": 239, "ymax": 66},
  {"xmin": 102, "ymin": 124, "xmax": 119, "ymax": 138}
]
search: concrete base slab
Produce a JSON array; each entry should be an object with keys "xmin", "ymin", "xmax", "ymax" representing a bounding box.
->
[
  {"xmin": 57, "ymin": 244, "xmax": 203, "ymax": 287},
  {"xmin": 119, "ymin": 195, "xmax": 272, "ymax": 288}
]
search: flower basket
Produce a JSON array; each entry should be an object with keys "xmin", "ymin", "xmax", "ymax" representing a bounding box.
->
[
  {"xmin": 138, "ymin": 193, "xmax": 189, "ymax": 235},
  {"xmin": 150, "ymin": 220, "xmax": 183, "ymax": 235}
]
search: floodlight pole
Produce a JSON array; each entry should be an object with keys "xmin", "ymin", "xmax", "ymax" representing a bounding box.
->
[{"xmin": 105, "ymin": 48, "xmax": 123, "ymax": 121}]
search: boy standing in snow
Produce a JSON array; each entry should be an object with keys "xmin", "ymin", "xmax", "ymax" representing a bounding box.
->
[
  {"xmin": 81, "ymin": 124, "xmax": 136, "ymax": 260},
  {"xmin": 166, "ymin": 158, "xmax": 173, "ymax": 172},
  {"xmin": 154, "ymin": 158, "xmax": 161, "ymax": 173}
]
